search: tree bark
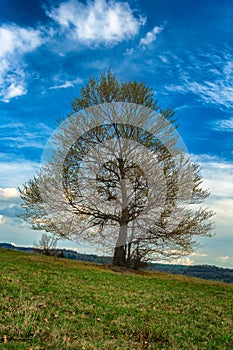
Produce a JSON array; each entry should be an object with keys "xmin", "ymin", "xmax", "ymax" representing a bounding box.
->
[
  {"xmin": 113, "ymin": 245, "xmax": 126, "ymax": 266},
  {"xmin": 126, "ymin": 242, "xmax": 132, "ymax": 268},
  {"xmin": 113, "ymin": 156, "xmax": 129, "ymax": 267},
  {"xmin": 113, "ymin": 224, "xmax": 127, "ymax": 266}
]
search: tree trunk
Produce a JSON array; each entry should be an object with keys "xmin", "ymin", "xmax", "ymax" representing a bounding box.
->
[
  {"xmin": 126, "ymin": 242, "xmax": 131, "ymax": 268},
  {"xmin": 113, "ymin": 156, "xmax": 129, "ymax": 267},
  {"xmin": 113, "ymin": 245, "xmax": 126, "ymax": 266},
  {"xmin": 113, "ymin": 224, "xmax": 127, "ymax": 266}
]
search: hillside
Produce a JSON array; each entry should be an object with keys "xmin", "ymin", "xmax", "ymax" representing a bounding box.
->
[
  {"xmin": 1, "ymin": 242, "xmax": 233, "ymax": 284},
  {"xmin": 0, "ymin": 249, "xmax": 232, "ymax": 349}
]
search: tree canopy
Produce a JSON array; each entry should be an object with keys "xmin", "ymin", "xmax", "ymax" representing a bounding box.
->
[{"xmin": 19, "ymin": 71, "xmax": 214, "ymax": 268}]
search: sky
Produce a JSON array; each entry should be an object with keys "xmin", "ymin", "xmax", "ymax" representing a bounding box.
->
[{"xmin": 0, "ymin": 0, "xmax": 232, "ymax": 268}]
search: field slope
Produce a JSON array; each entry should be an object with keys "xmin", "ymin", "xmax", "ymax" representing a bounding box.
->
[{"xmin": 0, "ymin": 249, "xmax": 232, "ymax": 349}]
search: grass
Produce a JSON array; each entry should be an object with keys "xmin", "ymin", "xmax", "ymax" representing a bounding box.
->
[{"xmin": 0, "ymin": 249, "xmax": 232, "ymax": 349}]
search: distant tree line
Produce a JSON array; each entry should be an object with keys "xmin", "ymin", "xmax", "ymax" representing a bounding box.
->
[{"xmin": 147, "ymin": 263, "xmax": 233, "ymax": 284}]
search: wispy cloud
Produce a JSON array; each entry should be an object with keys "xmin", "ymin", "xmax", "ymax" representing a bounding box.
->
[
  {"xmin": 0, "ymin": 24, "xmax": 43, "ymax": 103},
  {"xmin": 165, "ymin": 48, "xmax": 233, "ymax": 110},
  {"xmin": 47, "ymin": 0, "xmax": 145, "ymax": 46},
  {"xmin": 191, "ymin": 154, "xmax": 233, "ymax": 199},
  {"xmin": 190, "ymin": 154, "xmax": 233, "ymax": 238},
  {"xmin": 158, "ymin": 55, "xmax": 169, "ymax": 63},
  {"xmin": 49, "ymin": 77, "xmax": 83, "ymax": 90},
  {"xmin": 0, "ymin": 121, "xmax": 53, "ymax": 150},
  {"xmin": 182, "ymin": 154, "xmax": 233, "ymax": 267},
  {"xmin": 139, "ymin": 26, "xmax": 163, "ymax": 48},
  {"xmin": 213, "ymin": 117, "xmax": 233, "ymax": 132},
  {"xmin": 0, "ymin": 160, "xmax": 40, "ymax": 187},
  {"xmin": 191, "ymin": 252, "xmax": 208, "ymax": 257}
]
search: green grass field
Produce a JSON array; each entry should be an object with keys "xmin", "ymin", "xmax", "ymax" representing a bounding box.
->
[{"xmin": 0, "ymin": 249, "xmax": 232, "ymax": 349}]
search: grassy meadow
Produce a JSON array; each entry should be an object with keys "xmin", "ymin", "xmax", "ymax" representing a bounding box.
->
[{"xmin": 0, "ymin": 249, "xmax": 232, "ymax": 349}]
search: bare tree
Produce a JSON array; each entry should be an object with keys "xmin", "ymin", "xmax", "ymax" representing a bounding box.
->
[{"xmin": 34, "ymin": 233, "xmax": 59, "ymax": 256}]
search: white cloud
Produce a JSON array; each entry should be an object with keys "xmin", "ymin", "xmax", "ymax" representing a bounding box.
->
[
  {"xmin": 47, "ymin": 0, "xmax": 145, "ymax": 46},
  {"xmin": 191, "ymin": 154, "xmax": 233, "ymax": 199},
  {"xmin": 213, "ymin": 117, "xmax": 233, "ymax": 132},
  {"xmin": 191, "ymin": 252, "xmax": 208, "ymax": 257},
  {"xmin": 0, "ymin": 188, "xmax": 20, "ymax": 200},
  {"xmin": 2, "ymin": 84, "xmax": 27, "ymax": 102},
  {"xmin": 218, "ymin": 255, "xmax": 233, "ymax": 262},
  {"xmin": 190, "ymin": 154, "xmax": 233, "ymax": 238},
  {"xmin": 0, "ymin": 25, "xmax": 42, "ymax": 57},
  {"xmin": 181, "ymin": 80, "xmax": 233, "ymax": 109},
  {"xmin": 172, "ymin": 257, "xmax": 194, "ymax": 266},
  {"xmin": 206, "ymin": 198, "xmax": 233, "ymax": 236},
  {"xmin": 0, "ymin": 121, "xmax": 53, "ymax": 149},
  {"xmin": 166, "ymin": 79, "xmax": 233, "ymax": 109},
  {"xmin": 165, "ymin": 49, "xmax": 233, "ymax": 109},
  {"xmin": 139, "ymin": 26, "xmax": 163, "ymax": 48},
  {"xmin": 0, "ymin": 24, "xmax": 43, "ymax": 103},
  {"xmin": 158, "ymin": 55, "xmax": 168, "ymax": 63},
  {"xmin": 49, "ymin": 77, "xmax": 83, "ymax": 90},
  {"xmin": 0, "ymin": 69, "xmax": 27, "ymax": 103},
  {"xmin": 0, "ymin": 122, "xmax": 24, "ymax": 129},
  {"xmin": 0, "ymin": 160, "xmax": 40, "ymax": 187},
  {"xmin": 124, "ymin": 48, "xmax": 135, "ymax": 56}
]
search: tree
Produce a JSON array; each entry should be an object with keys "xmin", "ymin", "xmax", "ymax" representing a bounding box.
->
[
  {"xmin": 19, "ymin": 71, "xmax": 214, "ymax": 268},
  {"xmin": 34, "ymin": 233, "xmax": 59, "ymax": 256}
]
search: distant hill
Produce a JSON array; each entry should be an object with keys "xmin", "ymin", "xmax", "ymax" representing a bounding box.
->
[
  {"xmin": 0, "ymin": 242, "xmax": 35, "ymax": 253},
  {"xmin": 0, "ymin": 242, "xmax": 113, "ymax": 264},
  {"xmin": 1, "ymin": 242, "xmax": 232, "ymax": 283},
  {"xmin": 147, "ymin": 263, "xmax": 233, "ymax": 284}
]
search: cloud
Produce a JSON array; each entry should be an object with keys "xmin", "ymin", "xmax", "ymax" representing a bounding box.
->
[
  {"xmin": 171, "ymin": 257, "xmax": 194, "ymax": 266},
  {"xmin": 0, "ymin": 188, "xmax": 19, "ymax": 200},
  {"xmin": 124, "ymin": 48, "xmax": 135, "ymax": 56},
  {"xmin": 139, "ymin": 26, "xmax": 163, "ymax": 48},
  {"xmin": 0, "ymin": 187, "xmax": 22, "ymax": 229},
  {"xmin": 3, "ymin": 84, "xmax": 27, "ymax": 102},
  {"xmin": 191, "ymin": 154, "xmax": 233, "ymax": 199},
  {"xmin": 0, "ymin": 214, "xmax": 5, "ymax": 224},
  {"xmin": 218, "ymin": 256, "xmax": 233, "ymax": 262},
  {"xmin": 47, "ymin": 0, "xmax": 145, "ymax": 46},
  {"xmin": 164, "ymin": 48, "xmax": 233, "ymax": 109},
  {"xmin": 191, "ymin": 252, "xmax": 208, "ymax": 257},
  {"xmin": 213, "ymin": 117, "xmax": 233, "ymax": 132},
  {"xmin": 158, "ymin": 55, "xmax": 168, "ymax": 63},
  {"xmin": 49, "ymin": 77, "xmax": 83, "ymax": 90},
  {"xmin": 0, "ymin": 121, "xmax": 53, "ymax": 149},
  {"xmin": 0, "ymin": 24, "xmax": 42, "ymax": 57},
  {"xmin": 0, "ymin": 160, "xmax": 40, "ymax": 187},
  {"xmin": 0, "ymin": 1, "xmax": 145, "ymax": 102},
  {"xmin": 190, "ymin": 154, "xmax": 233, "ymax": 238},
  {"xmin": 0, "ymin": 24, "xmax": 43, "ymax": 103}
]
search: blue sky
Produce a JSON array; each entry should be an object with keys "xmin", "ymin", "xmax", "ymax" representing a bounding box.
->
[{"xmin": 0, "ymin": 0, "xmax": 232, "ymax": 267}]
